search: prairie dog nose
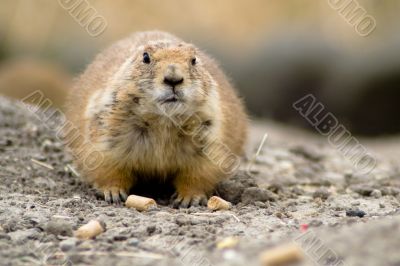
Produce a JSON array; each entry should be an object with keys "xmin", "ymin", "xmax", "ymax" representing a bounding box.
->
[{"xmin": 163, "ymin": 64, "xmax": 184, "ymax": 87}]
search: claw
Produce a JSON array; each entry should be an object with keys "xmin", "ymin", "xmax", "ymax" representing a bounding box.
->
[
  {"xmin": 104, "ymin": 190, "xmax": 112, "ymax": 204},
  {"xmin": 171, "ymin": 193, "xmax": 208, "ymax": 208},
  {"xmin": 172, "ymin": 196, "xmax": 183, "ymax": 209},
  {"xmin": 102, "ymin": 188, "xmax": 128, "ymax": 205},
  {"xmin": 112, "ymin": 192, "xmax": 121, "ymax": 205},
  {"xmin": 200, "ymin": 196, "xmax": 207, "ymax": 206},
  {"xmin": 120, "ymin": 190, "xmax": 128, "ymax": 202},
  {"xmin": 171, "ymin": 192, "xmax": 178, "ymax": 201},
  {"xmin": 180, "ymin": 198, "xmax": 190, "ymax": 208},
  {"xmin": 191, "ymin": 197, "xmax": 201, "ymax": 207}
]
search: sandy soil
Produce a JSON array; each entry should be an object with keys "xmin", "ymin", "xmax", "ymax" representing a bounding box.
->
[{"xmin": 0, "ymin": 96, "xmax": 399, "ymax": 266}]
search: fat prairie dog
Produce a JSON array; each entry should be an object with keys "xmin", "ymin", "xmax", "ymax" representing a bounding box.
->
[{"xmin": 64, "ymin": 31, "xmax": 248, "ymax": 207}]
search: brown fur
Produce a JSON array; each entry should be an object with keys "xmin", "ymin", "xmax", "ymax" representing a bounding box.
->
[{"xmin": 64, "ymin": 31, "xmax": 248, "ymax": 207}]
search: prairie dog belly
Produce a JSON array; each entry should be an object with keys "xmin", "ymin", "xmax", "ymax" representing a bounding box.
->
[
  {"xmin": 112, "ymin": 119, "xmax": 207, "ymax": 174},
  {"xmin": 88, "ymin": 101, "xmax": 214, "ymax": 178}
]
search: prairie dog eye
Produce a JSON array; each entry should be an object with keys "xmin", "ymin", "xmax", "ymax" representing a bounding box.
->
[
  {"xmin": 191, "ymin": 57, "xmax": 197, "ymax": 66},
  {"xmin": 143, "ymin": 52, "xmax": 151, "ymax": 64}
]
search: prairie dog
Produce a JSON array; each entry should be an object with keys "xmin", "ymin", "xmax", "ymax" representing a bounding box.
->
[{"xmin": 64, "ymin": 31, "xmax": 248, "ymax": 207}]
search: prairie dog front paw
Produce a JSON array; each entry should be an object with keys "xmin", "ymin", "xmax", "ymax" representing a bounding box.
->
[{"xmin": 171, "ymin": 192, "xmax": 208, "ymax": 208}]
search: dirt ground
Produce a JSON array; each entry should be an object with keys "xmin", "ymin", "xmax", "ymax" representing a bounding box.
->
[{"xmin": 0, "ymin": 96, "xmax": 399, "ymax": 266}]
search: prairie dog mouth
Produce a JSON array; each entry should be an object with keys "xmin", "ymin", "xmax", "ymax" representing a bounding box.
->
[
  {"xmin": 160, "ymin": 94, "xmax": 182, "ymax": 104},
  {"xmin": 163, "ymin": 95, "xmax": 178, "ymax": 103}
]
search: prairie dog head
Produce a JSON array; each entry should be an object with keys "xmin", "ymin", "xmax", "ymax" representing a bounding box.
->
[{"xmin": 110, "ymin": 40, "xmax": 218, "ymax": 117}]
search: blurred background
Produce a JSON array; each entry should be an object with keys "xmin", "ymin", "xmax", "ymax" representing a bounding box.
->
[{"xmin": 0, "ymin": 0, "xmax": 399, "ymax": 137}]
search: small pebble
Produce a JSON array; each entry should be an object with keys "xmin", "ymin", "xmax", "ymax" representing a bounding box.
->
[
  {"xmin": 77, "ymin": 241, "xmax": 93, "ymax": 251},
  {"xmin": 0, "ymin": 233, "xmax": 11, "ymax": 240},
  {"xmin": 41, "ymin": 139, "xmax": 54, "ymax": 152},
  {"xmin": 146, "ymin": 225, "xmax": 156, "ymax": 235},
  {"xmin": 190, "ymin": 217, "xmax": 209, "ymax": 225},
  {"xmin": 351, "ymin": 185, "xmax": 374, "ymax": 196},
  {"xmin": 175, "ymin": 215, "xmax": 190, "ymax": 226},
  {"xmin": 105, "ymin": 211, "xmax": 116, "ymax": 217},
  {"xmin": 0, "ymin": 139, "xmax": 13, "ymax": 147},
  {"xmin": 68, "ymin": 254, "xmax": 86, "ymax": 264},
  {"xmin": 127, "ymin": 238, "xmax": 140, "ymax": 246},
  {"xmin": 45, "ymin": 220, "xmax": 73, "ymax": 237},
  {"xmin": 381, "ymin": 187, "xmax": 400, "ymax": 196},
  {"xmin": 216, "ymin": 236, "xmax": 239, "ymax": 249},
  {"xmin": 312, "ymin": 188, "xmax": 331, "ymax": 200},
  {"xmin": 291, "ymin": 187, "xmax": 304, "ymax": 195},
  {"xmin": 371, "ymin": 189, "xmax": 382, "ymax": 198},
  {"xmin": 346, "ymin": 210, "xmax": 366, "ymax": 218},
  {"xmin": 254, "ymin": 201, "xmax": 266, "ymax": 208},
  {"xmin": 309, "ymin": 220, "xmax": 323, "ymax": 227},
  {"xmin": 113, "ymin": 235, "xmax": 128, "ymax": 241},
  {"xmin": 59, "ymin": 238, "xmax": 77, "ymax": 252},
  {"xmin": 241, "ymin": 187, "xmax": 278, "ymax": 204}
]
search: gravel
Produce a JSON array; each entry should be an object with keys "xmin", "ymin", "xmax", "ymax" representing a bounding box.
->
[{"xmin": 0, "ymin": 96, "xmax": 399, "ymax": 266}]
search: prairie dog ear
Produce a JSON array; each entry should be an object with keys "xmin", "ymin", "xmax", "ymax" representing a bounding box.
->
[
  {"xmin": 177, "ymin": 42, "xmax": 196, "ymax": 52},
  {"xmin": 129, "ymin": 47, "xmax": 143, "ymax": 63},
  {"xmin": 185, "ymin": 43, "xmax": 197, "ymax": 53},
  {"xmin": 142, "ymin": 44, "xmax": 156, "ymax": 54}
]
